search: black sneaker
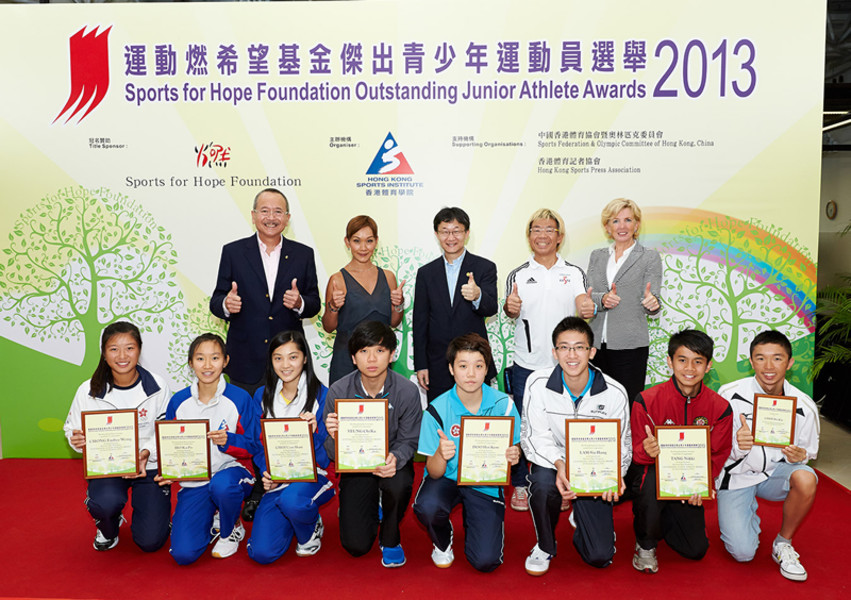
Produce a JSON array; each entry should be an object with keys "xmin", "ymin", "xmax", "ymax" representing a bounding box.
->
[{"xmin": 241, "ymin": 499, "xmax": 260, "ymax": 522}]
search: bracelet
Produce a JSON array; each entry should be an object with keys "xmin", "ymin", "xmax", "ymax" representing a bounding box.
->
[
  {"xmin": 393, "ymin": 304, "xmax": 404, "ymax": 313},
  {"xmin": 328, "ymin": 305, "xmax": 339, "ymax": 313}
]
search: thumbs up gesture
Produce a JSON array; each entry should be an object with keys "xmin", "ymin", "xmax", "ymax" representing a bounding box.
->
[
  {"xmin": 603, "ymin": 283, "xmax": 621, "ymax": 309},
  {"xmin": 461, "ymin": 272, "xmax": 480, "ymax": 302},
  {"xmin": 642, "ymin": 424, "xmax": 660, "ymax": 458},
  {"xmin": 283, "ymin": 278, "xmax": 303, "ymax": 310},
  {"xmin": 329, "ymin": 278, "xmax": 346, "ymax": 312},
  {"xmin": 225, "ymin": 281, "xmax": 242, "ymax": 314},
  {"xmin": 577, "ymin": 286, "xmax": 596, "ymax": 319},
  {"xmin": 640, "ymin": 282, "xmax": 660, "ymax": 311},
  {"xmin": 504, "ymin": 282, "xmax": 522, "ymax": 317},
  {"xmin": 437, "ymin": 429, "xmax": 456, "ymax": 461},
  {"xmin": 390, "ymin": 279, "xmax": 406, "ymax": 309},
  {"xmin": 736, "ymin": 414, "xmax": 754, "ymax": 452}
]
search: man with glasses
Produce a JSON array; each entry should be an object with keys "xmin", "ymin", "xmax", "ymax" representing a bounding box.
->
[
  {"xmin": 413, "ymin": 207, "xmax": 498, "ymax": 402},
  {"xmin": 210, "ymin": 188, "xmax": 320, "ymax": 395},
  {"xmin": 520, "ymin": 316, "xmax": 631, "ymax": 576},
  {"xmin": 503, "ymin": 208, "xmax": 594, "ymax": 511}
]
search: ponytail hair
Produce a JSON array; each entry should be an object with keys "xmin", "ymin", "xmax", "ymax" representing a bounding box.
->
[
  {"xmin": 89, "ymin": 322, "xmax": 142, "ymax": 397},
  {"xmin": 261, "ymin": 330, "xmax": 320, "ymax": 418}
]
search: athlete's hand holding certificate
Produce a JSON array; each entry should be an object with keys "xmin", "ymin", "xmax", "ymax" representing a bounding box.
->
[{"xmin": 334, "ymin": 399, "xmax": 388, "ymax": 472}]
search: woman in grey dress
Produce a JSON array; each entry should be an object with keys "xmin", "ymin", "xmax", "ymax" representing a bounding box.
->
[{"xmin": 322, "ymin": 215, "xmax": 405, "ymax": 384}]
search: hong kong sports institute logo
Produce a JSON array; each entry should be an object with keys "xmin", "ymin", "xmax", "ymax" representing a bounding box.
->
[
  {"xmin": 55, "ymin": 26, "xmax": 112, "ymax": 124},
  {"xmin": 366, "ymin": 132, "xmax": 414, "ymax": 175}
]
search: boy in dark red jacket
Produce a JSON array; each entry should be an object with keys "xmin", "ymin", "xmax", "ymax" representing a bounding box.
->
[{"xmin": 630, "ymin": 329, "xmax": 732, "ymax": 574}]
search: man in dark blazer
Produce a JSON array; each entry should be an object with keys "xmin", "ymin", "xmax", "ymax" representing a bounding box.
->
[
  {"xmin": 413, "ymin": 207, "xmax": 498, "ymax": 402},
  {"xmin": 210, "ymin": 188, "xmax": 321, "ymax": 394}
]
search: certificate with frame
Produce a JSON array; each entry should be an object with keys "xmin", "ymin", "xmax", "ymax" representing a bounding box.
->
[
  {"xmin": 752, "ymin": 394, "xmax": 797, "ymax": 448},
  {"xmin": 457, "ymin": 416, "xmax": 514, "ymax": 486},
  {"xmin": 81, "ymin": 409, "xmax": 140, "ymax": 479},
  {"xmin": 335, "ymin": 399, "xmax": 388, "ymax": 473},
  {"xmin": 262, "ymin": 418, "xmax": 317, "ymax": 483},
  {"xmin": 565, "ymin": 419, "xmax": 621, "ymax": 496},
  {"xmin": 156, "ymin": 420, "xmax": 211, "ymax": 481},
  {"xmin": 655, "ymin": 426, "xmax": 711, "ymax": 500}
]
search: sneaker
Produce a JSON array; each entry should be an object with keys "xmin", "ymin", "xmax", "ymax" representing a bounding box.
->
[
  {"xmin": 431, "ymin": 544, "xmax": 454, "ymax": 568},
  {"xmin": 560, "ymin": 497, "xmax": 571, "ymax": 512},
  {"xmin": 210, "ymin": 511, "xmax": 221, "ymax": 540},
  {"xmin": 510, "ymin": 486, "xmax": 529, "ymax": 511},
  {"xmin": 241, "ymin": 498, "xmax": 260, "ymax": 522},
  {"xmin": 93, "ymin": 528, "xmax": 118, "ymax": 551},
  {"xmin": 632, "ymin": 543, "xmax": 658, "ymax": 574},
  {"xmin": 380, "ymin": 544, "xmax": 406, "ymax": 568},
  {"xmin": 295, "ymin": 516, "xmax": 324, "ymax": 557},
  {"xmin": 212, "ymin": 520, "xmax": 245, "ymax": 559},
  {"xmin": 525, "ymin": 544, "xmax": 553, "ymax": 576},
  {"xmin": 773, "ymin": 542, "xmax": 807, "ymax": 581}
]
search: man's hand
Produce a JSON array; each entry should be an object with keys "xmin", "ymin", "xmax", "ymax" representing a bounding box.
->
[
  {"xmin": 600, "ymin": 481, "xmax": 626, "ymax": 503},
  {"xmin": 417, "ymin": 369, "xmax": 430, "ymax": 391},
  {"xmin": 461, "ymin": 272, "xmax": 481, "ymax": 302},
  {"xmin": 642, "ymin": 424, "xmax": 660, "ymax": 458},
  {"xmin": 640, "ymin": 282, "xmax": 660, "ymax": 311},
  {"xmin": 603, "ymin": 283, "xmax": 621, "ymax": 309},
  {"xmin": 736, "ymin": 414, "xmax": 754, "ymax": 452},
  {"xmin": 577, "ymin": 287, "xmax": 596, "ymax": 318},
  {"xmin": 374, "ymin": 452, "xmax": 398, "ymax": 478},
  {"xmin": 782, "ymin": 444, "xmax": 808, "ymax": 464},
  {"xmin": 283, "ymin": 278, "xmax": 303, "ymax": 310},
  {"xmin": 504, "ymin": 282, "xmax": 522, "ymax": 317},
  {"xmin": 225, "ymin": 281, "xmax": 242, "ymax": 314},
  {"xmin": 555, "ymin": 460, "xmax": 578, "ymax": 500}
]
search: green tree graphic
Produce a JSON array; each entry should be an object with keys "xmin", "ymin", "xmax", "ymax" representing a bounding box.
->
[
  {"xmin": 168, "ymin": 297, "xmax": 228, "ymax": 386},
  {"xmin": 486, "ymin": 302, "xmax": 514, "ymax": 392},
  {"xmin": 0, "ymin": 186, "xmax": 183, "ymax": 372},
  {"xmin": 646, "ymin": 215, "xmax": 814, "ymax": 390}
]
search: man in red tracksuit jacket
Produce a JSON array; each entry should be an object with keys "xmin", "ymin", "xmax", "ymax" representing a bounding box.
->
[{"xmin": 629, "ymin": 329, "xmax": 732, "ymax": 574}]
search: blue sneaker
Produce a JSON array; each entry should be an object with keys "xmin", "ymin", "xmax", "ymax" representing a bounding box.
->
[{"xmin": 380, "ymin": 544, "xmax": 406, "ymax": 568}]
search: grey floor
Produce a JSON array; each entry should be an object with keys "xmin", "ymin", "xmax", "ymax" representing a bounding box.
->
[{"xmin": 813, "ymin": 416, "xmax": 851, "ymax": 489}]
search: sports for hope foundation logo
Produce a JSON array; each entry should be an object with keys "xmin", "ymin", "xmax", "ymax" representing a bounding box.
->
[{"xmin": 55, "ymin": 26, "xmax": 112, "ymax": 124}]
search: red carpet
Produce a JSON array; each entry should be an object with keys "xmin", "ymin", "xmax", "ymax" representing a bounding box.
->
[{"xmin": 0, "ymin": 459, "xmax": 847, "ymax": 599}]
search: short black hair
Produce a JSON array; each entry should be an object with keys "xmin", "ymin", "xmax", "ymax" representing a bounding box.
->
[
  {"xmin": 433, "ymin": 207, "xmax": 470, "ymax": 232},
  {"xmin": 348, "ymin": 320, "xmax": 397, "ymax": 355},
  {"xmin": 667, "ymin": 329, "xmax": 714, "ymax": 361},
  {"xmin": 551, "ymin": 316, "xmax": 594, "ymax": 348},
  {"xmin": 446, "ymin": 333, "xmax": 493, "ymax": 369},
  {"xmin": 749, "ymin": 330, "xmax": 792, "ymax": 358}
]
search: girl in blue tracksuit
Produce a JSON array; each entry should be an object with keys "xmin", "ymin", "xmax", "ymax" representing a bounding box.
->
[
  {"xmin": 247, "ymin": 330, "xmax": 335, "ymax": 564},
  {"xmin": 157, "ymin": 333, "xmax": 260, "ymax": 564}
]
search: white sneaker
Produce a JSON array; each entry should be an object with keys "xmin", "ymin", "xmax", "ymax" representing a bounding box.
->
[
  {"xmin": 295, "ymin": 516, "xmax": 324, "ymax": 557},
  {"xmin": 93, "ymin": 528, "xmax": 118, "ymax": 551},
  {"xmin": 211, "ymin": 520, "xmax": 245, "ymax": 558},
  {"xmin": 210, "ymin": 511, "xmax": 220, "ymax": 541},
  {"xmin": 525, "ymin": 544, "xmax": 553, "ymax": 576},
  {"xmin": 632, "ymin": 543, "xmax": 658, "ymax": 573},
  {"xmin": 431, "ymin": 544, "xmax": 454, "ymax": 568},
  {"xmin": 773, "ymin": 541, "xmax": 807, "ymax": 581}
]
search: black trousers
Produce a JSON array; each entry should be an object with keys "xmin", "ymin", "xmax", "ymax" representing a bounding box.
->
[
  {"xmin": 591, "ymin": 344, "xmax": 649, "ymax": 406},
  {"xmin": 528, "ymin": 465, "xmax": 615, "ymax": 568},
  {"xmin": 338, "ymin": 461, "xmax": 415, "ymax": 556},
  {"xmin": 631, "ymin": 464, "xmax": 708, "ymax": 560}
]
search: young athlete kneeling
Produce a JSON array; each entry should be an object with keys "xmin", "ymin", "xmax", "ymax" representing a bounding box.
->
[
  {"xmin": 521, "ymin": 317, "xmax": 631, "ymax": 575},
  {"xmin": 716, "ymin": 330, "xmax": 818, "ymax": 581},
  {"xmin": 158, "ymin": 334, "xmax": 260, "ymax": 564},
  {"xmin": 247, "ymin": 330, "xmax": 336, "ymax": 564},
  {"xmin": 413, "ymin": 333, "xmax": 521, "ymax": 572}
]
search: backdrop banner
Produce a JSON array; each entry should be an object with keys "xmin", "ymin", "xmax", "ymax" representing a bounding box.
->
[{"xmin": 0, "ymin": 0, "xmax": 825, "ymax": 457}]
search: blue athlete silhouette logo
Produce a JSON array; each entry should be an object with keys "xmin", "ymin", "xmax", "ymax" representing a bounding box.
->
[{"xmin": 366, "ymin": 132, "xmax": 414, "ymax": 175}]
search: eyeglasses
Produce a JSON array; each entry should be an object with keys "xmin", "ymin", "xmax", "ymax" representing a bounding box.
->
[
  {"xmin": 530, "ymin": 227, "xmax": 559, "ymax": 235},
  {"xmin": 556, "ymin": 344, "xmax": 590, "ymax": 354},
  {"xmin": 254, "ymin": 208, "xmax": 288, "ymax": 217},
  {"xmin": 437, "ymin": 228, "xmax": 466, "ymax": 238}
]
